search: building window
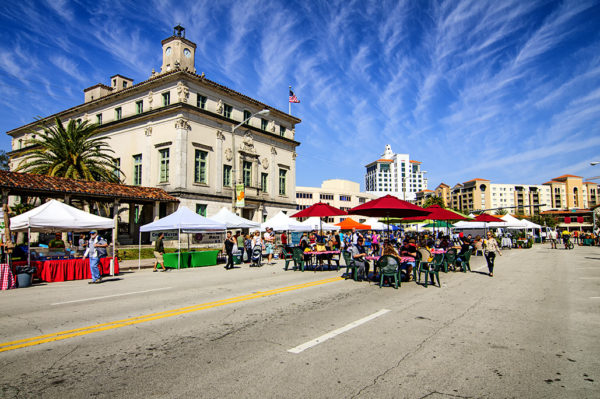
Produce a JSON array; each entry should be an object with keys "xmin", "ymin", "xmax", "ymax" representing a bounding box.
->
[
  {"xmin": 197, "ymin": 94, "xmax": 207, "ymax": 109},
  {"xmin": 133, "ymin": 154, "xmax": 142, "ymax": 185},
  {"xmin": 243, "ymin": 110, "xmax": 252, "ymax": 125},
  {"xmin": 320, "ymin": 194, "xmax": 334, "ymax": 200},
  {"xmin": 123, "ymin": 81, "xmax": 128, "ymax": 88},
  {"xmin": 261, "ymin": 118, "xmax": 268, "ymax": 130},
  {"xmin": 280, "ymin": 126, "xmax": 286, "ymax": 137},
  {"xmin": 194, "ymin": 149, "xmax": 208, "ymax": 184},
  {"xmin": 261, "ymin": 173, "xmax": 268, "ymax": 192},
  {"xmin": 224, "ymin": 104, "xmax": 233, "ymax": 119},
  {"xmin": 96, "ymin": 114, "xmax": 102, "ymax": 125},
  {"xmin": 136, "ymin": 100, "xmax": 143, "ymax": 114},
  {"xmin": 279, "ymin": 169, "xmax": 287, "ymax": 196},
  {"xmin": 115, "ymin": 107, "xmax": 122, "ymax": 120},
  {"xmin": 113, "ymin": 158, "xmax": 121, "ymax": 181},
  {"xmin": 340, "ymin": 195, "xmax": 351, "ymax": 201},
  {"xmin": 159, "ymin": 148, "xmax": 170, "ymax": 183},
  {"xmin": 162, "ymin": 92, "xmax": 170, "ymax": 106},
  {"xmin": 223, "ymin": 165, "xmax": 232, "ymax": 187},
  {"xmin": 196, "ymin": 204, "xmax": 207, "ymax": 216},
  {"xmin": 243, "ymin": 161, "xmax": 252, "ymax": 187}
]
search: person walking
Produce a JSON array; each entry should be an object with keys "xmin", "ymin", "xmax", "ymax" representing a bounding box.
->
[
  {"xmin": 483, "ymin": 231, "xmax": 502, "ymax": 277},
  {"xmin": 263, "ymin": 227, "xmax": 275, "ymax": 264},
  {"xmin": 153, "ymin": 232, "xmax": 167, "ymax": 272},
  {"xmin": 548, "ymin": 229, "xmax": 558, "ymax": 249},
  {"xmin": 83, "ymin": 230, "xmax": 108, "ymax": 284},
  {"xmin": 223, "ymin": 231, "xmax": 236, "ymax": 270}
]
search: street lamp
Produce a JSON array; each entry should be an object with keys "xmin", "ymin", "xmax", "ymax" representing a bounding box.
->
[
  {"xmin": 591, "ymin": 162, "xmax": 600, "ymax": 166},
  {"xmin": 231, "ymin": 109, "xmax": 270, "ymax": 215}
]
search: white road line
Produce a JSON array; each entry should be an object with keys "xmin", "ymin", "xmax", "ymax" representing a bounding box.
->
[
  {"xmin": 288, "ymin": 309, "xmax": 391, "ymax": 354},
  {"xmin": 590, "ymin": 297, "xmax": 600, "ymax": 299},
  {"xmin": 579, "ymin": 277, "xmax": 600, "ymax": 280},
  {"xmin": 51, "ymin": 287, "xmax": 173, "ymax": 305}
]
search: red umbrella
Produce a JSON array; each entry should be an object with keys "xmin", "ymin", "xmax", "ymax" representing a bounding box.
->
[
  {"xmin": 291, "ymin": 202, "xmax": 347, "ymax": 218},
  {"xmin": 474, "ymin": 213, "xmax": 504, "ymax": 223},
  {"xmin": 291, "ymin": 202, "xmax": 347, "ymax": 235},
  {"xmin": 403, "ymin": 205, "xmax": 467, "ymax": 221},
  {"xmin": 347, "ymin": 195, "xmax": 430, "ymax": 236}
]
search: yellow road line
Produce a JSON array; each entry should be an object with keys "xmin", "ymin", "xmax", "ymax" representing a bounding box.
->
[{"xmin": 0, "ymin": 276, "xmax": 344, "ymax": 353}]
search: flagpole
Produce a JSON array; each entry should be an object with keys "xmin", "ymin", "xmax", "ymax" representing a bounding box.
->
[{"xmin": 289, "ymin": 85, "xmax": 292, "ymax": 115}]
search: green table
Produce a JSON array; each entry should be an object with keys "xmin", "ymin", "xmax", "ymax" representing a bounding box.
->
[
  {"xmin": 189, "ymin": 250, "xmax": 220, "ymax": 267},
  {"xmin": 163, "ymin": 252, "xmax": 191, "ymax": 269}
]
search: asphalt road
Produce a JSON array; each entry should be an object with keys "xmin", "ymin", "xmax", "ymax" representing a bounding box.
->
[{"xmin": 1, "ymin": 244, "xmax": 599, "ymax": 398}]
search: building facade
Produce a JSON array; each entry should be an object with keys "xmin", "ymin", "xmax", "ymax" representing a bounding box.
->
[
  {"xmin": 7, "ymin": 26, "xmax": 301, "ymax": 225},
  {"xmin": 365, "ymin": 144, "xmax": 427, "ymax": 201},
  {"xmin": 296, "ymin": 179, "xmax": 377, "ymax": 224}
]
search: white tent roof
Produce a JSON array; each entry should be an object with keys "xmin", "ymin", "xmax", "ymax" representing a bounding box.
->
[
  {"xmin": 10, "ymin": 200, "xmax": 114, "ymax": 232},
  {"xmin": 520, "ymin": 218, "xmax": 542, "ymax": 229},
  {"xmin": 261, "ymin": 211, "xmax": 312, "ymax": 232},
  {"xmin": 299, "ymin": 217, "xmax": 340, "ymax": 231},
  {"xmin": 364, "ymin": 218, "xmax": 390, "ymax": 230},
  {"xmin": 495, "ymin": 214, "xmax": 529, "ymax": 229},
  {"xmin": 453, "ymin": 221, "xmax": 486, "ymax": 229},
  {"xmin": 140, "ymin": 206, "xmax": 226, "ymax": 232},
  {"xmin": 209, "ymin": 207, "xmax": 260, "ymax": 229}
]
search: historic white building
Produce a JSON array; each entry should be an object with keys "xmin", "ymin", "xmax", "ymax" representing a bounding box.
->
[
  {"xmin": 365, "ymin": 144, "xmax": 427, "ymax": 201},
  {"xmin": 7, "ymin": 26, "xmax": 301, "ymax": 227}
]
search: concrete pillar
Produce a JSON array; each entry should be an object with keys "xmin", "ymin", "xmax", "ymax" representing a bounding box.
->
[
  {"xmin": 216, "ymin": 130, "xmax": 224, "ymax": 193},
  {"xmin": 174, "ymin": 118, "xmax": 190, "ymax": 190},
  {"xmin": 153, "ymin": 201, "xmax": 160, "ymax": 222}
]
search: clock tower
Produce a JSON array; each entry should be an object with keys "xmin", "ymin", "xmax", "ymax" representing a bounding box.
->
[{"xmin": 160, "ymin": 25, "xmax": 196, "ymax": 74}]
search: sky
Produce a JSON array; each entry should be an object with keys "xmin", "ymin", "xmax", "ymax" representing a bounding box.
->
[{"xmin": 1, "ymin": 0, "xmax": 600, "ymax": 190}]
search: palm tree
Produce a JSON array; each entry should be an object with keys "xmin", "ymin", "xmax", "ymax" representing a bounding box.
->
[
  {"xmin": 495, "ymin": 208, "xmax": 508, "ymax": 215},
  {"xmin": 13, "ymin": 117, "xmax": 123, "ymax": 183}
]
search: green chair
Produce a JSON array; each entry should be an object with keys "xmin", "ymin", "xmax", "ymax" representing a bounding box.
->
[
  {"xmin": 292, "ymin": 247, "xmax": 307, "ymax": 272},
  {"xmin": 418, "ymin": 253, "xmax": 443, "ymax": 288},
  {"xmin": 341, "ymin": 250, "xmax": 358, "ymax": 281},
  {"xmin": 377, "ymin": 255, "xmax": 400, "ymax": 289},
  {"xmin": 279, "ymin": 245, "xmax": 295, "ymax": 271},
  {"xmin": 459, "ymin": 249, "xmax": 472, "ymax": 272},
  {"xmin": 444, "ymin": 248, "xmax": 457, "ymax": 272}
]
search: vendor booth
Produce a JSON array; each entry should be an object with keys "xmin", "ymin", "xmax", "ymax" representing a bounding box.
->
[
  {"xmin": 9, "ymin": 200, "xmax": 119, "ymax": 283},
  {"xmin": 139, "ymin": 206, "xmax": 226, "ymax": 269}
]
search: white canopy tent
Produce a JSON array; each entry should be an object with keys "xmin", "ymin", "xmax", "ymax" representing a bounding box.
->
[
  {"xmin": 261, "ymin": 211, "xmax": 312, "ymax": 232},
  {"xmin": 139, "ymin": 206, "xmax": 227, "ymax": 269},
  {"xmin": 10, "ymin": 200, "xmax": 116, "ymax": 272},
  {"xmin": 299, "ymin": 217, "xmax": 340, "ymax": 231},
  {"xmin": 209, "ymin": 207, "xmax": 260, "ymax": 229},
  {"xmin": 490, "ymin": 214, "xmax": 528, "ymax": 229},
  {"xmin": 364, "ymin": 218, "xmax": 390, "ymax": 231}
]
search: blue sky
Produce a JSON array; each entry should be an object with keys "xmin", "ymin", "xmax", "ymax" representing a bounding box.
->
[{"xmin": 1, "ymin": 0, "xmax": 600, "ymax": 189}]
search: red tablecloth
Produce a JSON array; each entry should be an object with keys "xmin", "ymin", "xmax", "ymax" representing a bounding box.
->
[
  {"xmin": 1, "ymin": 264, "xmax": 16, "ymax": 290},
  {"xmin": 365, "ymin": 256, "xmax": 415, "ymax": 263},
  {"xmin": 12, "ymin": 258, "xmax": 119, "ymax": 283}
]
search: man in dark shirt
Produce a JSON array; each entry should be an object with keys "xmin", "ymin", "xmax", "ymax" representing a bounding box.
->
[
  {"xmin": 223, "ymin": 231, "xmax": 236, "ymax": 270},
  {"xmin": 153, "ymin": 232, "xmax": 167, "ymax": 272}
]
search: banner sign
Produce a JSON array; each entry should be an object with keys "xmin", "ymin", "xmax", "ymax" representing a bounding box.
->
[
  {"xmin": 290, "ymin": 232, "xmax": 303, "ymax": 246},
  {"xmin": 192, "ymin": 232, "xmax": 225, "ymax": 245},
  {"xmin": 150, "ymin": 230, "xmax": 179, "ymax": 241},
  {"xmin": 235, "ymin": 184, "xmax": 245, "ymax": 208}
]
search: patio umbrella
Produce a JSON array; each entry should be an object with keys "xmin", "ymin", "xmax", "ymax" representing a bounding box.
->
[
  {"xmin": 347, "ymin": 194, "xmax": 429, "ymax": 237},
  {"xmin": 403, "ymin": 204, "xmax": 468, "ymax": 235},
  {"xmin": 473, "ymin": 213, "xmax": 505, "ymax": 234},
  {"xmin": 291, "ymin": 202, "xmax": 347, "ymax": 235},
  {"xmin": 335, "ymin": 218, "xmax": 371, "ymax": 230}
]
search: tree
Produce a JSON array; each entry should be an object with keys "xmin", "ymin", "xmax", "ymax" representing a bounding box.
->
[
  {"xmin": 13, "ymin": 117, "xmax": 122, "ymax": 183},
  {"xmin": 422, "ymin": 196, "xmax": 445, "ymax": 208},
  {"xmin": 495, "ymin": 208, "xmax": 508, "ymax": 215},
  {"xmin": 0, "ymin": 150, "xmax": 9, "ymax": 170},
  {"xmin": 530, "ymin": 214, "xmax": 558, "ymax": 228}
]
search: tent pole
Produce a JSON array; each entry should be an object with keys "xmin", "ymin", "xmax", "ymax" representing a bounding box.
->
[
  {"xmin": 27, "ymin": 227, "xmax": 31, "ymax": 268},
  {"xmin": 178, "ymin": 227, "xmax": 181, "ymax": 270},
  {"xmin": 111, "ymin": 229, "xmax": 115, "ymax": 276},
  {"xmin": 138, "ymin": 231, "xmax": 141, "ymax": 270}
]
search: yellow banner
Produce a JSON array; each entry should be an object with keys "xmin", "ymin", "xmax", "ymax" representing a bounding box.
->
[{"xmin": 235, "ymin": 184, "xmax": 245, "ymax": 207}]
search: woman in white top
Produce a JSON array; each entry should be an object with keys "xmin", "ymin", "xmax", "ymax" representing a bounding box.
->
[
  {"xmin": 483, "ymin": 231, "xmax": 502, "ymax": 277},
  {"xmin": 251, "ymin": 230, "xmax": 263, "ymax": 249}
]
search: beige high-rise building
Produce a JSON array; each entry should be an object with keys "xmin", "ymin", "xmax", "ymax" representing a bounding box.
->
[
  {"xmin": 296, "ymin": 179, "xmax": 377, "ymax": 224},
  {"xmin": 7, "ymin": 26, "xmax": 301, "ymax": 229}
]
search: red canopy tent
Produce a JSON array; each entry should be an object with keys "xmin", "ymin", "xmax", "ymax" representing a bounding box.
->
[
  {"xmin": 335, "ymin": 218, "xmax": 371, "ymax": 230},
  {"xmin": 474, "ymin": 213, "xmax": 504, "ymax": 223},
  {"xmin": 291, "ymin": 202, "xmax": 347, "ymax": 235},
  {"xmin": 403, "ymin": 204, "xmax": 467, "ymax": 222}
]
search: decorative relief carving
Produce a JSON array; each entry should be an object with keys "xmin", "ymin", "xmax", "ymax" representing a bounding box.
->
[
  {"xmin": 147, "ymin": 91, "xmax": 154, "ymax": 110},
  {"xmin": 144, "ymin": 127, "xmax": 152, "ymax": 136},
  {"xmin": 291, "ymin": 127, "xmax": 295, "ymax": 140},
  {"xmin": 224, "ymin": 147, "xmax": 233, "ymax": 161},
  {"xmin": 216, "ymin": 130, "xmax": 225, "ymax": 140},
  {"xmin": 175, "ymin": 118, "xmax": 191, "ymax": 130},
  {"xmin": 216, "ymin": 99, "xmax": 223, "ymax": 114},
  {"xmin": 240, "ymin": 132, "xmax": 256, "ymax": 154},
  {"xmin": 176, "ymin": 81, "xmax": 189, "ymax": 103},
  {"xmin": 292, "ymin": 151, "xmax": 297, "ymax": 160},
  {"xmin": 268, "ymin": 120, "xmax": 276, "ymax": 133},
  {"xmin": 270, "ymin": 146, "xmax": 277, "ymax": 155},
  {"xmin": 261, "ymin": 157, "xmax": 269, "ymax": 169}
]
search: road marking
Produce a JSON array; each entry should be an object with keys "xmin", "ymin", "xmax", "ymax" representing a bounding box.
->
[
  {"xmin": 579, "ymin": 277, "xmax": 600, "ymax": 280},
  {"xmin": 51, "ymin": 287, "xmax": 173, "ymax": 305},
  {"xmin": 590, "ymin": 297, "xmax": 600, "ymax": 299},
  {"xmin": 287, "ymin": 309, "xmax": 391, "ymax": 354},
  {"xmin": 0, "ymin": 276, "xmax": 343, "ymax": 353}
]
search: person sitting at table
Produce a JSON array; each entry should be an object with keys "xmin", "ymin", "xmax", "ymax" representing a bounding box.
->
[
  {"xmin": 49, "ymin": 233, "xmax": 65, "ymax": 249},
  {"xmin": 349, "ymin": 236, "xmax": 370, "ymax": 281}
]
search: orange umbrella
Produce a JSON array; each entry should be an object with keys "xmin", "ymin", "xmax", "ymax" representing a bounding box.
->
[{"xmin": 335, "ymin": 218, "xmax": 371, "ymax": 230}]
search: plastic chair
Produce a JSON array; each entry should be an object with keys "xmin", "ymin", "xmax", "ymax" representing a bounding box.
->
[
  {"xmin": 444, "ymin": 248, "xmax": 457, "ymax": 272},
  {"xmin": 342, "ymin": 250, "xmax": 358, "ymax": 281},
  {"xmin": 377, "ymin": 255, "xmax": 399, "ymax": 289},
  {"xmin": 457, "ymin": 249, "xmax": 472, "ymax": 272},
  {"xmin": 418, "ymin": 253, "xmax": 443, "ymax": 288},
  {"xmin": 291, "ymin": 247, "xmax": 306, "ymax": 272},
  {"xmin": 474, "ymin": 240, "xmax": 484, "ymax": 256},
  {"xmin": 279, "ymin": 245, "xmax": 295, "ymax": 270}
]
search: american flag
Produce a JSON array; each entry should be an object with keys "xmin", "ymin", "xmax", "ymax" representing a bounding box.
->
[{"xmin": 289, "ymin": 88, "xmax": 300, "ymax": 103}]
